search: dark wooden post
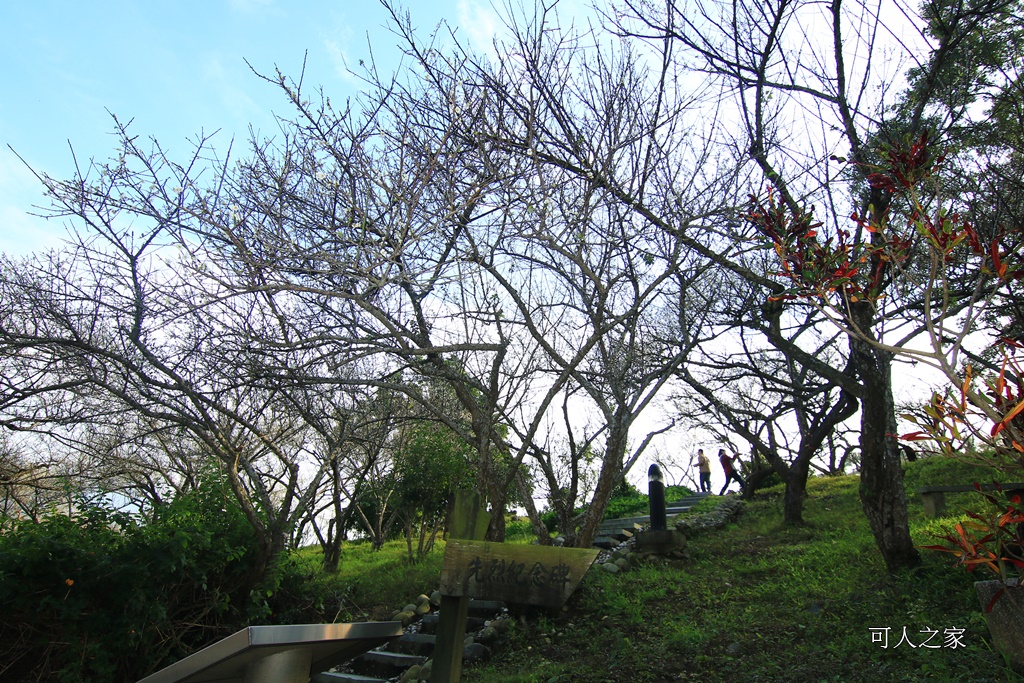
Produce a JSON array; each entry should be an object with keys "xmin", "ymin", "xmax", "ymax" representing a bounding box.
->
[
  {"xmin": 431, "ymin": 491, "xmax": 490, "ymax": 683},
  {"xmin": 648, "ymin": 464, "xmax": 666, "ymax": 531}
]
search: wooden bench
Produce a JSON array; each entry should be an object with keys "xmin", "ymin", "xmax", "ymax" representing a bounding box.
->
[{"xmin": 917, "ymin": 483, "xmax": 1024, "ymax": 518}]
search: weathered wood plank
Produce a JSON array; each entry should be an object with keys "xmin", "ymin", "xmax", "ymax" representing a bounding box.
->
[
  {"xmin": 440, "ymin": 540, "xmax": 599, "ymax": 608},
  {"xmin": 431, "ymin": 491, "xmax": 490, "ymax": 683}
]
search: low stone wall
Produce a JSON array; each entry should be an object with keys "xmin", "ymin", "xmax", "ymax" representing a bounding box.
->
[
  {"xmin": 593, "ymin": 495, "xmax": 746, "ymax": 572},
  {"xmin": 673, "ymin": 495, "xmax": 745, "ymax": 537}
]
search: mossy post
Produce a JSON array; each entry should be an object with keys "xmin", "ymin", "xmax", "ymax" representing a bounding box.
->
[
  {"xmin": 649, "ymin": 464, "xmax": 667, "ymax": 531},
  {"xmin": 432, "ymin": 490, "xmax": 490, "ymax": 683}
]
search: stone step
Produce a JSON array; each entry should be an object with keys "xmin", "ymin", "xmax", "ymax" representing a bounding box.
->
[
  {"xmin": 311, "ymin": 673, "xmax": 388, "ymax": 683},
  {"xmin": 600, "ymin": 516, "xmax": 650, "ymax": 529},
  {"xmin": 595, "ymin": 527, "xmax": 635, "ymax": 542},
  {"xmin": 342, "ymin": 598, "xmax": 505, "ymax": 681},
  {"xmin": 466, "ymin": 599, "xmax": 506, "ymax": 617},
  {"xmin": 350, "ymin": 651, "xmax": 427, "ymax": 679},
  {"xmin": 598, "ymin": 494, "xmax": 710, "ymax": 527},
  {"xmin": 596, "ymin": 526, "xmax": 641, "ymax": 539},
  {"xmin": 594, "ymin": 531, "xmax": 645, "ymax": 548},
  {"xmin": 419, "ymin": 613, "xmax": 488, "ymax": 634},
  {"xmin": 594, "ymin": 494, "xmax": 712, "ymax": 546},
  {"xmin": 387, "ymin": 633, "xmax": 436, "ymax": 656},
  {"xmin": 597, "ymin": 512, "xmax": 686, "ymax": 534},
  {"xmin": 670, "ymin": 500, "xmax": 706, "ymax": 509}
]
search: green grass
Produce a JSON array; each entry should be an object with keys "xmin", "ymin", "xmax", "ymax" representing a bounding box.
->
[
  {"xmin": 280, "ymin": 537, "xmax": 448, "ymax": 621},
  {"xmin": 602, "ymin": 485, "xmax": 696, "ymax": 520},
  {"xmin": 459, "ymin": 465, "xmax": 1022, "ymax": 682},
  {"xmin": 286, "ymin": 459, "xmax": 1023, "ymax": 681}
]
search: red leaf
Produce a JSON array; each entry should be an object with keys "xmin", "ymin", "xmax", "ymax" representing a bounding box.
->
[
  {"xmin": 992, "ymin": 242, "xmax": 1007, "ymax": 277},
  {"xmin": 900, "ymin": 431, "xmax": 932, "ymax": 441},
  {"xmin": 1000, "ymin": 397, "xmax": 1024, "ymax": 425},
  {"xmin": 986, "ymin": 587, "xmax": 1007, "ymax": 613},
  {"xmin": 867, "ymin": 173, "xmax": 896, "ymax": 191}
]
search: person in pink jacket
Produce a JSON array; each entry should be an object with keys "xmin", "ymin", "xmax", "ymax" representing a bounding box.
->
[{"xmin": 718, "ymin": 448, "xmax": 746, "ymax": 495}]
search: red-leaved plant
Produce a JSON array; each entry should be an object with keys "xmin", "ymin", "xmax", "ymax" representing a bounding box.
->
[
  {"xmin": 919, "ymin": 485, "xmax": 1024, "ymax": 611},
  {"xmin": 747, "ymin": 132, "xmax": 1024, "ymax": 606}
]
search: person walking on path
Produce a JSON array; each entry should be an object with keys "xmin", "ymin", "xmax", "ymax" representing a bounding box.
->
[
  {"xmin": 696, "ymin": 449, "xmax": 712, "ymax": 493},
  {"xmin": 718, "ymin": 448, "xmax": 746, "ymax": 495}
]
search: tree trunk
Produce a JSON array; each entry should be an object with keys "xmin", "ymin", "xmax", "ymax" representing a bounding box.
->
[
  {"xmin": 404, "ymin": 515, "xmax": 415, "ymax": 563},
  {"xmin": 321, "ymin": 458, "xmax": 344, "ymax": 572},
  {"xmin": 576, "ymin": 464, "xmax": 617, "ymax": 549},
  {"xmin": 575, "ymin": 417, "xmax": 630, "ymax": 548},
  {"xmin": 224, "ymin": 456, "xmax": 287, "ymax": 595},
  {"xmin": 783, "ymin": 457, "xmax": 810, "ymax": 525},
  {"xmin": 485, "ymin": 498, "xmax": 507, "ymax": 542},
  {"xmin": 851, "ymin": 316, "xmax": 920, "ymax": 573},
  {"xmin": 515, "ymin": 470, "xmax": 552, "ymax": 545},
  {"xmin": 322, "ymin": 518, "xmax": 341, "ymax": 573},
  {"xmin": 780, "ymin": 390, "xmax": 858, "ymax": 525},
  {"xmin": 742, "ymin": 455, "xmax": 777, "ymax": 500}
]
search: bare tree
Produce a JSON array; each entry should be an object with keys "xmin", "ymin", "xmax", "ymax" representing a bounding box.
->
[
  {"xmin": 375, "ymin": 0, "xmax": 750, "ymax": 546},
  {"xmin": 0, "ymin": 142, "xmax": 366, "ymax": 585},
  {"xmin": 604, "ymin": 0, "xmax": 1024, "ymax": 571},
  {"xmin": 668, "ymin": 259, "xmax": 858, "ymax": 522}
]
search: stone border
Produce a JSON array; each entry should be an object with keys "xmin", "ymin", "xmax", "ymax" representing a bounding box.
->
[
  {"xmin": 591, "ymin": 496, "xmax": 745, "ymax": 573},
  {"xmin": 673, "ymin": 495, "xmax": 745, "ymax": 537}
]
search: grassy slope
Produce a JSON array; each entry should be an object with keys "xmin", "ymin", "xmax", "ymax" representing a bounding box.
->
[{"xmin": 459, "ymin": 459, "xmax": 1021, "ymax": 683}]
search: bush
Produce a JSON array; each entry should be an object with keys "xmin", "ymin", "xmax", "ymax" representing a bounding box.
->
[
  {"xmin": 901, "ymin": 452, "xmax": 1003, "ymax": 494},
  {"xmin": 0, "ymin": 480, "xmax": 261, "ymax": 683}
]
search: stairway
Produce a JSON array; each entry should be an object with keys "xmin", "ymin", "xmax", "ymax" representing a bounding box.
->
[
  {"xmin": 311, "ymin": 599, "xmax": 507, "ymax": 683},
  {"xmin": 593, "ymin": 492, "xmax": 710, "ymax": 549}
]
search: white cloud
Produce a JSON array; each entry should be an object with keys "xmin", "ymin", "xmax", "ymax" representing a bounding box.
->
[
  {"xmin": 0, "ymin": 152, "xmax": 66, "ymax": 257},
  {"xmin": 324, "ymin": 37, "xmax": 360, "ymax": 84},
  {"xmin": 456, "ymin": 0, "xmax": 500, "ymax": 55},
  {"xmin": 199, "ymin": 55, "xmax": 272, "ymax": 136}
]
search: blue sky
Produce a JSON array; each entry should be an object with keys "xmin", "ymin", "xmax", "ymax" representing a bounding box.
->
[{"xmin": 0, "ymin": 0, "xmax": 508, "ymax": 255}]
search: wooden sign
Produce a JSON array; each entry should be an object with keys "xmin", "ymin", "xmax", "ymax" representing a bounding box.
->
[
  {"xmin": 432, "ymin": 491, "xmax": 597, "ymax": 682},
  {"xmin": 440, "ymin": 540, "xmax": 599, "ymax": 608}
]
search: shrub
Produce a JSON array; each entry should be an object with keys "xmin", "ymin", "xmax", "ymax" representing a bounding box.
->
[{"xmin": 0, "ymin": 480, "xmax": 261, "ymax": 683}]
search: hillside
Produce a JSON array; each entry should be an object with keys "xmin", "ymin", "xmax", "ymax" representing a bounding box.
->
[{"xmin": 451, "ymin": 461, "xmax": 1021, "ymax": 682}]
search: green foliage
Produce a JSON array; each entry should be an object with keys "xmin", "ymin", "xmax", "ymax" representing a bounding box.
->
[
  {"xmin": 602, "ymin": 485, "xmax": 694, "ymax": 521},
  {"xmin": 920, "ymin": 486, "xmax": 1024, "ymax": 585},
  {"xmin": 901, "ymin": 453, "xmax": 1003, "ymax": 493},
  {"xmin": 270, "ymin": 538, "xmax": 448, "ymax": 623},
  {"xmin": 538, "ymin": 506, "xmax": 571, "ymax": 533},
  {"xmin": 503, "ymin": 516, "xmax": 538, "ymax": 544},
  {"xmin": 677, "ymin": 493, "xmax": 721, "ymax": 517},
  {"xmin": 905, "ymin": 454, "xmax": 1024, "ymax": 589},
  {"xmin": 613, "ymin": 478, "xmax": 643, "ymax": 498},
  {"xmin": 0, "ymin": 480, "xmax": 261, "ymax": 683},
  {"xmin": 601, "ymin": 490, "xmax": 648, "ymax": 520},
  {"xmin": 540, "ymin": 484, "xmax": 699, "ymax": 533},
  {"xmin": 393, "ymin": 423, "xmax": 475, "ymax": 561},
  {"xmin": 393, "ymin": 424, "xmax": 474, "ymax": 519}
]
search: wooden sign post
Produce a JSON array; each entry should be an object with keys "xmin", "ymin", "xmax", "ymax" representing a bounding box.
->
[
  {"xmin": 431, "ymin": 491, "xmax": 490, "ymax": 683},
  {"xmin": 431, "ymin": 492, "xmax": 599, "ymax": 683}
]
